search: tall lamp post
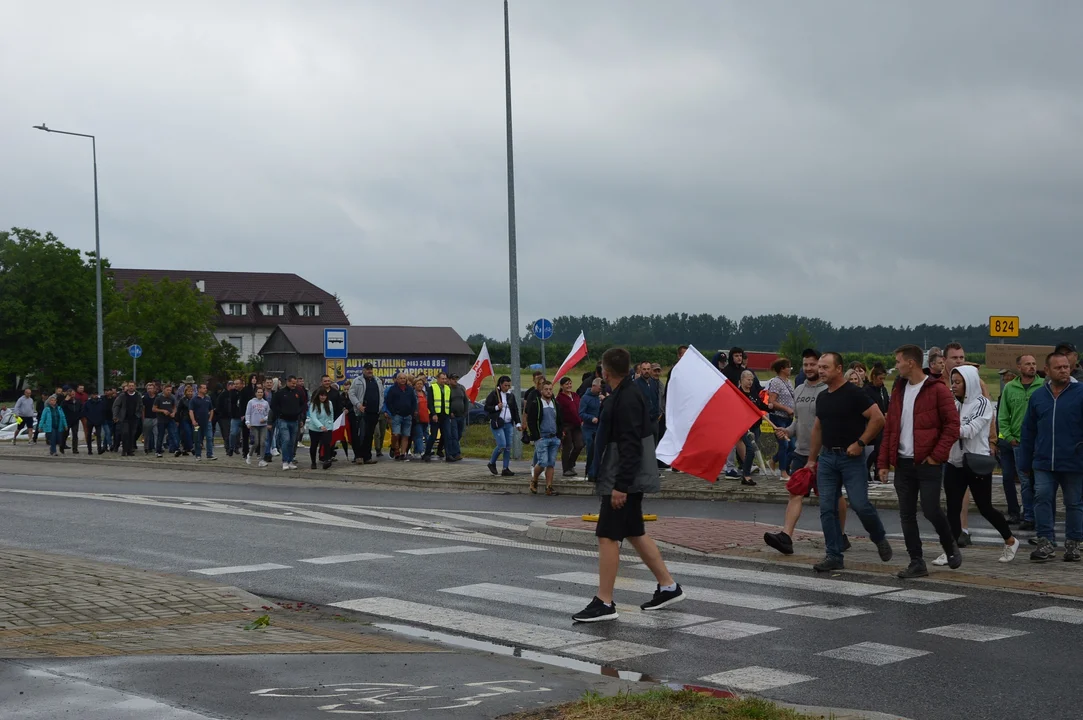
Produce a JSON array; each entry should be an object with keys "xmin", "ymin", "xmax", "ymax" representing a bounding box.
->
[
  {"xmin": 34, "ymin": 123, "xmax": 104, "ymax": 396},
  {"xmin": 503, "ymin": 0, "xmax": 523, "ymax": 459}
]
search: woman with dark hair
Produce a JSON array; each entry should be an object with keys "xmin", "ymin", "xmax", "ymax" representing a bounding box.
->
[
  {"xmin": 767, "ymin": 358, "xmax": 796, "ymax": 479},
  {"xmin": 864, "ymin": 363, "xmax": 890, "ymax": 482},
  {"xmin": 484, "ymin": 375, "xmax": 522, "ymax": 476},
  {"xmin": 305, "ymin": 388, "xmax": 335, "ymax": 470},
  {"xmin": 239, "ymin": 374, "xmax": 259, "ymax": 457}
]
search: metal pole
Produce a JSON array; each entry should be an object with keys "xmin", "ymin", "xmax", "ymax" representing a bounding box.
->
[
  {"xmin": 504, "ymin": 0, "xmax": 522, "ymax": 460},
  {"xmin": 541, "ymin": 340, "xmax": 545, "ymax": 373},
  {"xmin": 92, "ymin": 137, "xmax": 104, "ymax": 395},
  {"xmin": 133, "ymin": 356, "xmax": 137, "ymax": 388}
]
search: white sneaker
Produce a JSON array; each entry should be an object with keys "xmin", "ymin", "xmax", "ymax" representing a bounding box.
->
[
  {"xmin": 245, "ymin": 454, "xmax": 251, "ymax": 465},
  {"xmin": 258, "ymin": 460, "xmax": 267, "ymax": 468},
  {"xmin": 288, "ymin": 462, "xmax": 298, "ymax": 470},
  {"xmin": 272, "ymin": 448, "xmax": 280, "ymax": 456},
  {"xmin": 999, "ymin": 538, "xmax": 1021, "ymax": 563},
  {"xmin": 932, "ymin": 553, "xmax": 949, "ymax": 566},
  {"xmin": 282, "ymin": 462, "xmax": 290, "ymax": 470},
  {"xmin": 195, "ymin": 456, "xmax": 202, "ymax": 461}
]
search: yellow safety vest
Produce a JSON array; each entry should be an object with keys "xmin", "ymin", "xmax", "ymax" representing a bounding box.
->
[{"xmin": 431, "ymin": 384, "xmax": 451, "ymax": 414}]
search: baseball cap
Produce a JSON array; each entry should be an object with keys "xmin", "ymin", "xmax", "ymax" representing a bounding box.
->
[
  {"xmin": 1055, "ymin": 342, "xmax": 1077, "ymax": 354},
  {"xmin": 363, "ymin": 362, "xmax": 374, "ymax": 370}
]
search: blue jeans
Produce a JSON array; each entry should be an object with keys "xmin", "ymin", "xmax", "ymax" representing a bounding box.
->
[
  {"xmin": 426, "ymin": 415, "xmax": 459, "ymax": 457},
  {"xmin": 178, "ymin": 421, "xmax": 193, "ymax": 452},
  {"xmin": 534, "ymin": 436, "xmax": 561, "ymax": 468},
  {"xmin": 583, "ymin": 425, "xmax": 598, "ymax": 472},
  {"xmin": 448, "ymin": 416, "xmax": 465, "ymax": 458},
  {"xmin": 490, "ymin": 424, "xmax": 514, "ymax": 468},
  {"xmin": 230, "ymin": 418, "xmax": 243, "ymax": 454},
  {"xmin": 741, "ymin": 428, "xmax": 760, "ymax": 477},
  {"xmin": 1034, "ymin": 470, "xmax": 1083, "ymax": 543},
  {"xmin": 276, "ymin": 419, "xmax": 298, "ymax": 464},
  {"xmin": 1017, "ymin": 446, "xmax": 1053, "ymax": 523},
  {"xmin": 101, "ymin": 422, "xmax": 113, "ymax": 451},
  {"xmin": 391, "ymin": 414, "xmax": 413, "ymax": 437},
  {"xmin": 156, "ymin": 420, "xmax": 179, "ymax": 453},
  {"xmin": 413, "ymin": 421, "xmax": 428, "ymax": 454},
  {"xmin": 996, "ymin": 439, "xmax": 1021, "ymax": 517},
  {"xmin": 817, "ymin": 451, "xmax": 887, "ymax": 561},
  {"xmin": 772, "ymin": 416, "xmax": 794, "ymax": 473},
  {"xmin": 194, "ymin": 421, "xmax": 215, "ymax": 458},
  {"xmin": 47, "ymin": 429, "xmax": 62, "ymax": 454}
]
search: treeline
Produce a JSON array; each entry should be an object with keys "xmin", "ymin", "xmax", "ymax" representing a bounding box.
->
[{"xmin": 468, "ymin": 313, "xmax": 1079, "ymax": 354}]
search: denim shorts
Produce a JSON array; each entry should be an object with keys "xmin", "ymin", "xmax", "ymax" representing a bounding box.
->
[
  {"xmin": 534, "ymin": 436, "xmax": 561, "ymax": 468},
  {"xmin": 391, "ymin": 415, "xmax": 413, "ymax": 436}
]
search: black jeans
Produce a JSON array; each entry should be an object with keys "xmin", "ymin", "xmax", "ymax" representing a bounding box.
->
[
  {"xmin": 894, "ymin": 459, "xmax": 955, "ymax": 561},
  {"xmin": 944, "ymin": 463, "xmax": 1013, "ymax": 542},
  {"xmin": 309, "ymin": 430, "xmax": 332, "ymax": 465},
  {"xmin": 119, "ymin": 421, "xmax": 138, "ymax": 455}
]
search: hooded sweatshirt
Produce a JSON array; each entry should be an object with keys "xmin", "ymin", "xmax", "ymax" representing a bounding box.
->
[{"xmin": 948, "ymin": 365, "xmax": 993, "ymax": 468}]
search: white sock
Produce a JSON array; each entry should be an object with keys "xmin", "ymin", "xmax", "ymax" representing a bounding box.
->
[
  {"xmin": 962, "ymin": 529, "xmax": 970, "ymax": 535},
  {"xmin": 660, "ymin": 583, "xmax": 677, "ymax": 592},
  {"xmin": 602, "ymin": 600, "xmax": 613, "ymax": 608}
]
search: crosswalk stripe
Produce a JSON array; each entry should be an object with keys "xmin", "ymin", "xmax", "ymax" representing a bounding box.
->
[
  {"xmin": 1014, "ymin": 606, "xmax": 1083, "ymax": 625},
  {"xmin": 777, "ymin": 604, "xmax": 872, "ymax": 620},
  {"xmin": 699, "ymin": 666, "xmax": 816, "ymax": 692},
  {"xmin": 328, "ymin": 597, "xmax": 593, "ymax": 649},
  {"xmin": 396, "ymin": 546, "xmax": 488, "ymax": 556},
  {"xmin": 439, "ymin": 583, "xmax": 714, "ymax": 629},
  {"xmin": 873, "ymin": 589, "xmax": 964, "ymax": 605},
  {"xmin": 918, "ymin": 624, "xmax": 1029, "ymax": 642},
  {"xmin": 298, "ymin": 553, "xmax": 393, "ymax": 565},
  {"xmin": 657, "ymin": 561, "xmax": 894, "ymax": 597},
  {"xmin": 678, "ymin": 620, "xmax": 780, "ymax": 640},
  {"xmin": 386, "ymin": 508, "xmax": 530, "ymax": 532},
  {"xmin": 191, "ymin": 563, "xmax": 291, "ymax": 575},
  {"xmin": 818, "ymin": 642, "xmax": 930, "ymax": 665},
  {"xmin": 539, "ymin": 572, "xmax": 806, "ymax": 611},
  {"xmin": 563, "ymin": 640, "xmax": 667, "ymax": 661}
]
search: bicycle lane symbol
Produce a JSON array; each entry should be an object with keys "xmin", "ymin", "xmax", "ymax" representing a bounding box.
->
[{"xmin": 251, "ymin": 680, "xmax": 552, "ymax": 714}]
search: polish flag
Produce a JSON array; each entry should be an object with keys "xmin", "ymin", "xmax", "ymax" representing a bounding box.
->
[
  {"xmin": 331, "ymin": 411, "xmax": 350, "ymax": 447},
  {"xmin": 656, "ymin": 345, "xmax": 765, "ymax": 482},
  {"xmin": 461, "ymin": 343, "xmax": 494, "ymax": 402},
  {"xmin": 553, "ymin": 331, "xmax": 588, "ymax": 385}
]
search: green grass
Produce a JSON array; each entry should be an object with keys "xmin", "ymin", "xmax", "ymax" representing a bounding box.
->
[{"xmin": 499, "ymin": 688, "xmax": 821, "ymax": 720}]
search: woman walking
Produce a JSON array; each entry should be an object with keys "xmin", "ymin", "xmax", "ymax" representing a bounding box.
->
[
  {"xmin": 484, "ymin": 376, "xmax": 522, "ymax": 477},
  {"xmin": 766, "ymin": 358, "xmax": 796, "ymax": 479},
  {"xmin": 413, "ymin": 378, "xmax": 430, "ymax": 458},
  {"xmin": 937, "ymin": 366, "xmax": 1020, "ymax": 564},
  {"xmin": 39, "ymin": 395, "xmax": 68, "ymax": 456},
  {"xmin": 738, "ymin": 370, "xmax": 775, "ymax": 487},
  {"xmin": 245, "ymin": 386, "xmax": 271, "ymax": 468},
  {"xmin": 306, "ymin": 388, "xmax": 335, "ymax": 470}
]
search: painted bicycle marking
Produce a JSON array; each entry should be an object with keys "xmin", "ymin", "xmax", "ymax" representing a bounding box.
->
[{"xmin": 252, "ymin": 680, "xmax": 551, "ymax": 714}]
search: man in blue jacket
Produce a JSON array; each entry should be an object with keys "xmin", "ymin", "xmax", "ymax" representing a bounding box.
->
[{"xmin": 1020, "ymin": 352, "xmax": 1083, "ymax": 562}]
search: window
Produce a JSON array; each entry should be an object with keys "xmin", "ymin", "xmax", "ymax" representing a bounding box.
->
[
  {"xmin": 228, "ymin": 337, "xmax": 243, "ymax": 355},
  {"xmin": 265, "ymin": 304, "xmax": 283, "ymax": 316},
  {"xmin": 227, "ymin": 303, "xmax": 245, "ymax": 316},
  {"xmin": 301, "ymin": 304, "xmax": 318, "ymax": 317}
]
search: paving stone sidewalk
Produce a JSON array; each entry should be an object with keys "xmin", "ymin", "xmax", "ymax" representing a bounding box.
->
[
  {"xmin": 0, "ymin": 444, "xmax": 1014, "ymax": 510},
  {"xmin": 528, "ymin": 517, "xmax": 1083, "ymax": 598},
  {"xmin": 0, "ymin": 547, "xmax": 441, "ymax": 658}
]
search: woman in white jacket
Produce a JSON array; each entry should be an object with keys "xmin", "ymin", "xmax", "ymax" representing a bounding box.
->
[
  {"xmin": 244, "ymin": 387, "xmax": 270, "ymax": 468},
  {"xmin": 936, "ymin": 366, "xmax": 1019, "ymax": 565}
]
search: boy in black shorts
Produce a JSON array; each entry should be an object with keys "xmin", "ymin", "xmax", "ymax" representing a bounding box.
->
[{"xmin": 572, "ymin": 348, "xmax": 685, "ymax": 623}]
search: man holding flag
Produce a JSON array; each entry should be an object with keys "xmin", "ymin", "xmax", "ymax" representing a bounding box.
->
[{"xmin": 572, "ymin": 348, "xmax": 685, "ymax": 624}]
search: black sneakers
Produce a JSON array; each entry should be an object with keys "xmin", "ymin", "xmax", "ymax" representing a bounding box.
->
[
  {"xmin": 813, "ymin": 556, "xmax": 844, "ymax": 573},
  {"xmin": 641, "ymin": 584, "xmax": 685, "ymax": 611},
  {"xmin": 957, "ymin": 532, "xmax": 972, "ymax": 548},
  {"xmin": 501, "ymin": 468, "xmax": 515, "ymax": 477},
  {"xmin": 1031, "ymin": 537, "xmax": 1057, "ymax": 562},
  {"xmin": 487, "ymin": 462, "xmax": 498, "ymax": 476},
  {"xmin": 841, "ymin": 534, "xmax": 852, "ymax": 552},
  {"xmin": 876, "ymin": 539, "xmax": 894, "ymax": 562},
  {"xmin": 1064, "ymin": 539, "xmax": 1081, "ymax": 562},
  {"xmin": 572, "ymin": 597, "xmax": 618, "ymax": 623},
  {"xmin": 897, "ymin": 560, "xmax": 929, "ymax": 579},
  {"xmin": 947, "ymin": 545, "xmax": 963, "ymax": 569},
  {"xmin": 764, "ymin": 531, "xmax": 794, "ymax": 555}
]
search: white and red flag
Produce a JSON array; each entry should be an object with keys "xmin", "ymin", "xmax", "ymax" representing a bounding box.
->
[
  {"xmin": 461, "ymin": 342, "xmax": 494, "ymax": 402},
  {"xmin": 330, "ymin": 411, "xmax": 351, "ymax": 447},
  {"xmin": 656, "ymin": 345, "xmax": 765, "ymax": 482},
  {"xmin": 553, "ymin": 331, "xmax": 588, "ymax": 385}
]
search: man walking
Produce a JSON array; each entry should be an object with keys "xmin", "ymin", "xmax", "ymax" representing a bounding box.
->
[
  {"xmin": 384, "ymin": 373, "xmax": 418, "ymax": 461},
  {"xmin": 112, "ymin": 382, "xmax": 143, "ymax": 456},
  {"xmin": 878, "ymin": 344, "xmax": 961, "ymax": 578},
  {"xmin": 447, "ymin": 374, "xmax": 469, "ymax": 462},
  {"xmin": 572, "ymin": 348, "xmax": 684, "ymax": 623},
  {"xmin": 347, "ymin": 363, "xmax": 384, "ymax": 465},
  {"xmin": 188, "ymin": 383, "xmax": 217, "ymax": 461},
  {"xmin": 579, "ymin": 378, "xmax": 603, "ymax": 474},
  {"xmin": 808, "ymin": 352, "xmax": 893, "ymax": 572},
  {"xmin": 84, "ymin": 389, "xmax": 106, "ymax": 454},
  {"xmin": 273, "ymin": 376, "xmax": 305, "ymax": 471},
  {"xmin": 527, "ymin": 380, "xmax": 563, "ymax": 495},
  {"xmin": 633, "ymin": 362, "xmax": 660, "ymax": 438},
  {"xmin": 1020, "ymin": 352, "xmax": 1083, "ymax": 562},
  {"xmin": 556, "ymin": 376, "xmax": 585, "ymax": 477},
  {"xmin": 999, "ymin": 355, "xmax": 1043, "ymax": 528},
  {"xmin": 153, "ymin": 384, "xmax": 180, "ymax": 458},
  {"xmin": 12, "ymin": 387, "xmax": 35, "ymax": 445},
  {"xmin": 141, "ymin": 382, "xmax": 158, "ymax": 455},
  {"xmin": 423, "ymin": 373, "xmax": 459, "ymax": 462}
]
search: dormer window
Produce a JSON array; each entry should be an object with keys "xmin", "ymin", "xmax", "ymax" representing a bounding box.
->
[
  {"xmin": 261, "ymin": 303, "xmax": 283, "ymax": 316},
  {"xmin": 299, "ymin": 303, "xmax": 319, "ymax": 317},
  {"xmin": 225, "ymin": 303, "xmax": 246, "ymax": 316}
]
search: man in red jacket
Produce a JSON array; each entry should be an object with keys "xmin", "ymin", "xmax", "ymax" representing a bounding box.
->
[
  {"xmin": 879, "ymin": 344, "xmax": 962, "ymax": 578},
  {"xmin": 557, "ymin": 377, "xmax": 585, "ymax": 477}
]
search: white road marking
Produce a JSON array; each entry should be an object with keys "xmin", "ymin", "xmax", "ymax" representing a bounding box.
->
[
  {"xmin": 658, "ymin": 561, "xmax": 895, "ymax": 597},
  {"xmin": 397, "ymin": 546, "xmax": 488, "ymax": 556},
  {"xmin": 328, "ymin": 597, "xmax": 593, "ymax": 649},
  {"xmin": 777, "ymin": 604, "xmax": 872, "ymax": 620},
  {"xmin": 192, "ymin": 563, "xmax": 291, "ymax": 575},
  {"xmin": 562, "ymin": 640, "xmax": 666, "ymax": 661},
  {"xmin": 818, "ymin": 642, "xmax": 931, "ymax": 665},
  {"xmin": 380, "ymin": 508, "xmax": 530, "ymax": 532},
  {"xmin": 439, "ymin": 583, "xmax": 713, "ymax": 629},
  {"xmin": 873, "ymin": 589, "xmax": 965, "ymax": 605},
  {"xmin": 298, "ymin": 553, "xmax": 393, "ymax": 565},
  {"xmin": 918, "ymin": 624, "xmax": 1029, "ymax": 642},
  {"xmin": 678, "ymin": 620, "xmax": 780, "ymax": 641},
  {"xmin": 699, "ymin": 666, "xmax": 816, "ymax": 692},
  {"xmin": 1014, "ymin": 606, "xmax": 1083, "ymax": 625},
  {"xmin": 540, "ymin": 572, "xmax": 806, "ymax": 611}
]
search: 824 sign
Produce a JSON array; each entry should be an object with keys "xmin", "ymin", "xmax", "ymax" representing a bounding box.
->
[{"xmin": 989, "ymin": 316, "xmax": 1020, "ymax": 338}]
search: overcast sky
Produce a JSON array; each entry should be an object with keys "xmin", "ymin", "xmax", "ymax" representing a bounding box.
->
[{"xmin": 4, "ymin": 1, "xmax": 1081, "ymax": 340}]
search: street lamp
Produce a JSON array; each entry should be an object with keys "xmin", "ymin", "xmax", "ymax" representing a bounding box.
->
[
  {"xmin": 503, "ymin": 0, "xmax": 523, "ymax": 459},
  {"xmin": 34, "ymin": 123, "xmax": 104, "ymax": 397}
]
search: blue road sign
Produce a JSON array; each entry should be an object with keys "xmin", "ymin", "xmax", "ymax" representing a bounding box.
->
[
  {"xmin": 128, "ymin": 344, "xmax": 143, "ymax": 359},
  {"xmin": 533, "ymin": 318, "xmax": 553, "ymax": 341},
  {"xmin": 324, "ymin": 328, "xmax": 348, "ymax": 359}
]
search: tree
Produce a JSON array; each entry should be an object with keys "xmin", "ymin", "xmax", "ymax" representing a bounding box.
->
[
  {"xmin": 106, "ymin": 277, "xmax": 217, "ymax": 383},
  {"xmin": 0, "ymin": 227, "xmax": 119, "ymax": 389},
  {"xmin": 207, "ymin": 340, "xmax": 244, "ymax": 384},
  {"xmin": 779, "ymin": 325, "xmax": 816, "ymax": 363}
]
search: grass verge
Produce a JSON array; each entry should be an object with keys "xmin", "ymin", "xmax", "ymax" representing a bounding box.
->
[{"xmin": 499, "ymin": 688, "xmax": 820, "ymax": 720}]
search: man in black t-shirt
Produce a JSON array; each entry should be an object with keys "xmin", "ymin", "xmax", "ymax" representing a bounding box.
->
[
  {"xmin": 808, "ymin": 352, "xmax": 893, "ymax": 573},
  {"xmin": 153, "ymin": 384, "xmax": 180, "ymax": 457}
]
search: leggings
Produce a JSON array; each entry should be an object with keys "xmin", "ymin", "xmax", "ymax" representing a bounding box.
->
[
  {"xmin": 944, "ymin": 462, "xmax": 1013, "ymax": 542},
  {"xmin": 249, "ymin": 425, "xmax": 266, "ymax": 458},
  {"xmin": 309, "ymin": 430, "xmax": 331, "ymax": 465}
]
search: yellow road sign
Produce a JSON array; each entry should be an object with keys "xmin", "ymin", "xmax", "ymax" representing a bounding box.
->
[{"xmin": 989, "ymin": 316, "xmax": 1020, "ymax": 338}]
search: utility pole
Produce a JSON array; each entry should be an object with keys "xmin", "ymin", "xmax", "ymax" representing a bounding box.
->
[{"xmin": 504, "ymin": 0, "xmax": 522, "ymax": 459}]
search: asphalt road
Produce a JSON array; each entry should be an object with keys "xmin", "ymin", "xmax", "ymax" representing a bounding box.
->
[{"xmin": 1, "ymin": 469, "xmax": 1079, "ymax": 720}]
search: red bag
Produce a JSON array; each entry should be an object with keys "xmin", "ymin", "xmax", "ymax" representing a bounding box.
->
[{"xmin": 786, "ymin": 465, "xmax": 817, "ymax": 497}]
